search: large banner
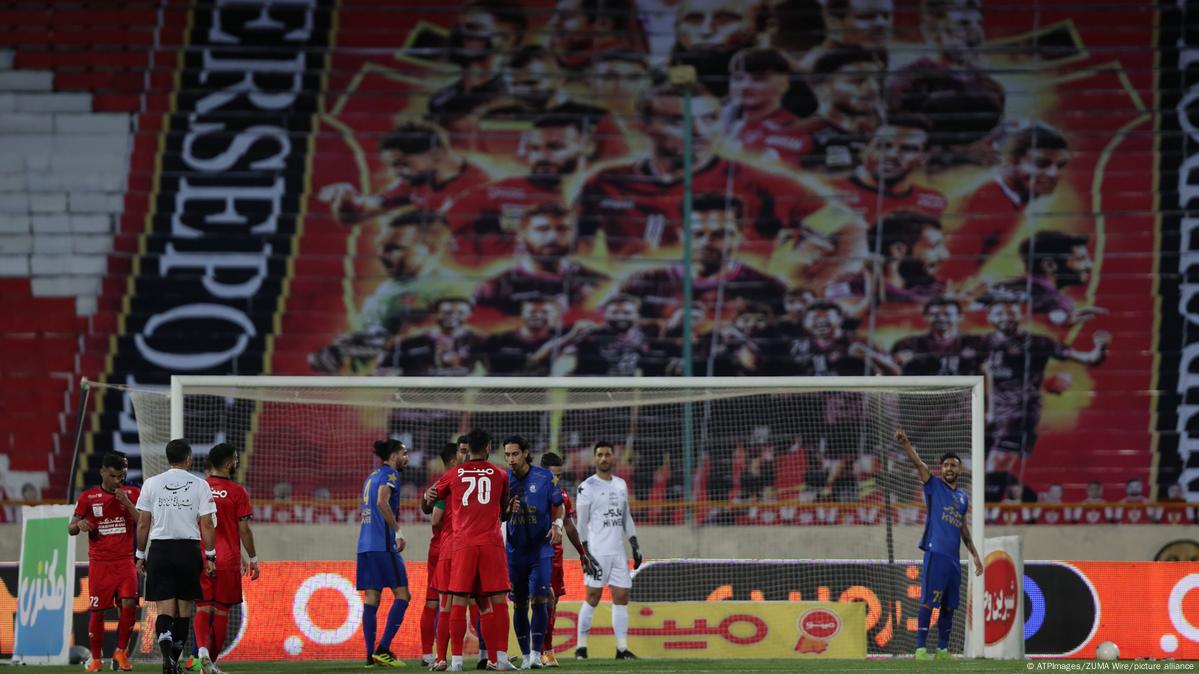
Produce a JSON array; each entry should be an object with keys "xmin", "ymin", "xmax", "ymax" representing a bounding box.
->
[
  {"xmin": 91, "ymin": 0, "xmax": 1164, "ymax": 509},
  {"xmin": 12, "ymin": 505, "xmax": 75, "ymax": 664},
  {"xmin": 1, "ymin": 559, "xmax": 1196, "ymax": 660},
  {"xmin": 553, "ymin": 600, "xmax": 866, "ymax": 658}
]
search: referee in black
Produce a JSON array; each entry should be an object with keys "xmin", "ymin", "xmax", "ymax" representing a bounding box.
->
[{"xmin": 135, "ymin": 439, "xmax": 218, "ymax": 674}]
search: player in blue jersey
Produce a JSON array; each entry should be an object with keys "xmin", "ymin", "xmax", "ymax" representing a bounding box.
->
[
  {"xmin": 357, "ymin": 438, "xmax": 412, "ymax": 668},
  {"xmin": 896, "ymin": 425, "xmax": 982, "ymax": 661},
  {"xmin": 503, "ymin": 435, "xmax": 565, "ymax": 670}
]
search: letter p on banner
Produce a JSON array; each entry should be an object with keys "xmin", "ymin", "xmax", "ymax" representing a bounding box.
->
[{"xmin": 13, "ymin": 505, "xmax": 77, "ymax": 664}]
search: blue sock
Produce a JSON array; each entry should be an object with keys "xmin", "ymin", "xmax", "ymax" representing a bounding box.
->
[
  {"xmin": 514, "ymin": 602, "xmax": 531, "ymax": 656},
  {"xmin": 363, "ymin": 603, "xmax": 379, "ymax": 658},
  {"xmin": 916, "ymin": 605, "xmax": 932, "ymax": 649},
  {"xmin": 379, "ymin": 599, "xmax": 409, "ymax": 652},
  {"xmin": 530, "ymin": 602, "xmax": 548, "ymax": 654},
  {"xmin": 937, "ymin": 608, "xmax": 954, "ymax": 650}
]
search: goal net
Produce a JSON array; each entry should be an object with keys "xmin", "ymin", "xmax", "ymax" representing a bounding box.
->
[{"xmin": 111, "ymin": 374, "xmax": 984, "ymax": 658}]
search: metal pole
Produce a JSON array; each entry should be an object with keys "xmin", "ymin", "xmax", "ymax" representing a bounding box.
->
[
  {"xmin": 66, "ymin": 377, "xmax": 92, "ymax": 503},
  {"xmin": 680, "ymin": 76, "xmax": 696, "ymax": 518}
]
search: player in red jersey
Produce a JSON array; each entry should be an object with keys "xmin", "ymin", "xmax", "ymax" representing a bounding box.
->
[
  {"xmin": 428, "ymin": 429, "xmax": 515, "ymax": 671},
  {"xmin": 828, "ymin": 114, "xmax": 947, "ymax": 226},
  {"xmin": 445, "ymin": 113, "xmax": 595, "ymax": 263},
  {"xmin": 576, "ymin": 81, "xmax": 829, "ymax": 260},
  {"xmin": 70, "ymin": 453, "xmax": 139, "ymax": 672},
  {"xmin": 725, "ymin": 48, "xmax": 809, "ymax": 169},
  {"xmin": 319, "ymin": 121, "xmax": 490, "ymax": 225},
  {"xmin": 616, "ymin": 193, "xmax": 787, "ymax": 320},
  {"xmin": 472, "ymin": 203, "xmax": 610, "ymax": 320},
  {"xmin": 794, "ymin": 47, "xmax": 885, "ymax": 173},
  {"xmin": 419, "ymin": 442, "xmax": 463, "ymax": 667},
  {"xmin": 192, "ymin": 443, "xmax": 258, "ymax": 674},
  {"xmin": 940, "ymin": 122, "xmax": 1071, "ymax": 282},
  {"xmin": 537, "ymin": 452, "xmax": 591, "ymax": 668}
]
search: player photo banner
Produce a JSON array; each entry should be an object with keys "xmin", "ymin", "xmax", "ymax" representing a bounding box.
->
[
  {"xmin": 240, "ymin": 0, "xmax": 1161, "ymax": 509},
  {"xmin": 11, "ymin": 506, "xmax": 76, "ymax": 665}
]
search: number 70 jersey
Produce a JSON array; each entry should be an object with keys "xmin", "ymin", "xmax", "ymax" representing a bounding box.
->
[{"xmin": 434, "ymin": 460, "xmax": 510, "ymax": 552}]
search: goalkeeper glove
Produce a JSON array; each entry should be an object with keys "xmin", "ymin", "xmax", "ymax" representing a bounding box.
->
[
  {"xmin": 581, "ymin": 543, "xmax": 602, "ymax": 580},
  {"xmin": 630, "ymin": 536, "xmax": 643, "ymax": 570}
]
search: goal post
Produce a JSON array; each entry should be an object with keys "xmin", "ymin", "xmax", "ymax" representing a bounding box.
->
[{"xmin": 140, "ymin": 374, "xmax": 985, "ymax": 657}]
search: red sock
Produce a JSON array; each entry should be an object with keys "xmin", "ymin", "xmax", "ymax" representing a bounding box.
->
[
  {"xmin": 487, "ymin": 598, "xmax": 509, "ymax": 661},
  {"xmin": 117, "ymin": 605, "xmax": 136, "ymax": 652},
  {"xmin": 194, "ymin": 609, "xmax": 211, "ymax": 650},
  {"xmin": 436, "ymin": 608, "xmax": 451, "ymax": 661},
  {"xmin": 478, "ymin": 608, "xmax": 496, "ymax": 664},
  {"xmin": 212, "ymin": 611, "xmax": 230, "ymax": 657},
  {"xmin": 88, "ymin": 610, "xmax": 104, "ymax": 660},
  {"xmin": 449, "ymin": 604, "xmax": 467, "ymax": 657},
  {"xmin": 543, "ymin": 603, "xmax": 556, "ymax": 652},
  {"xmin": 420, "ymin": 603, "xmax": 437, "ymax": 655}
]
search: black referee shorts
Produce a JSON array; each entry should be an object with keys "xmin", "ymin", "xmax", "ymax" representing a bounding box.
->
[{"xmin": 145, "ymin": 539, "xmax": 203, "ymax": 602}]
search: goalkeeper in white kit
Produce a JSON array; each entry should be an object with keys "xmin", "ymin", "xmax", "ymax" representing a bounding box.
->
[{"xmin": 575, "ymin": 440, "xmax": 642, "ymax": 660}]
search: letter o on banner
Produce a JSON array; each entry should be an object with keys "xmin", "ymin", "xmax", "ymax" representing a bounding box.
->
[
  {"xmin": 1168, "ymin": 574, "xmax": 1199, "ymax": 643},
  {"xmin": 293, "ymin": 573, "xmax": 362, "ymax": 645}
]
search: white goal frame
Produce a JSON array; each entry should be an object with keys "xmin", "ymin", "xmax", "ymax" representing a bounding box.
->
[{"xmin": 170, "ymin": 374, "xmax": 986, "ymax": 657}]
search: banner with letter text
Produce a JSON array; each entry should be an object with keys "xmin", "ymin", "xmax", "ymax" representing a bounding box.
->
[
  {"xmin": 3, "ymin": 559, "xmax": 1198, "ymax": 660},
  {"xmin": 550, "ymin": 600, "xmax": 866, "ymax": 659},
  {"xmin": 12, "ymin": 505, "xmax": 76, "ymax": 665},
  {"xmin": 978, "ymin": 536, "xmax": 1024, "ymax": 659}
]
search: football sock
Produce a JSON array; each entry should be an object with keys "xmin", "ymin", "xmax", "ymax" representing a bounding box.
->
[
  {"xmin": 171, "ymin": 616, "xmax": 190, "ymax": 662},
  {"xmin": 450, "ymin": 604, "xmax": 467, "ymax": 657},
  {"xmin": 363, "ymin": 603, "xmax": 379, "ymax": 659},
  {"xmin": 379, "ymin": 599, "xmax": 408, "ymax": 651},
  {"xmin": 487, "ymin": 598, "xmax": 510, "ymax": 665},
  {"xmin": 543, "ymin": 602, "xmax": 556, "ymax": 652},
  {"xmin": 612, "ymin": 604, "xmax": 629, "ymax": 651},
  {"xmin": 938, "ymin": 608, "xmax": 954, "ymax": 650},
  {"xmin": 155, "ymin": 614, "xmax": 174, "ymax": 660},
  {"xmin": 916, "ymin": 605, "xmax": 932, "ymax": 649},
  {"xmin": 436, "ymin": 607, "xmax": 451, "ymax": 661},
  {"xmin": 88, "ymin": 610, "xmax": 104, "ymax": 662},
  {"xmin": 576, "ymin": 602, "xmax": 595, "ymax": 649},
  {"xmin": 513, "ymin": 603, "xmax": 530, "ymax": 656},
  {"xmin": 211, "ymin": 610, "xmax": 230, "ymax": 657},
  {"xmin": 193, "ymin": 610, "xmax": 211, "ymax": 650},
  {"xmin": 471, "ymin": 604, "xmax": 486, "ymax": 655},
  {"xmin": 420, "ymin": 603, "xmax": 438, "ymax": 658},
  {"xmin": 117, "ymin": 605, "xmax": 136, "ymax": 652},
  {"xmin": 530, "ymin": 602, "xmax": 548, "ymax": 657}
]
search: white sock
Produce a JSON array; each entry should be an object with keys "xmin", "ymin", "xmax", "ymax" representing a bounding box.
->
[
  {"xmin": 198, "ymin": 647, "xmax": 210, "ymax": 659},
  {"xmin": 451, "ymin": 655, "xmax": 463, "ymax": 668},
  {"xmin": 530, "ymin": 650, "xmax": 540, "ymax": 662},
  {"xmin": 577, "ymin": 602, "xmax": 595, "ymax": 648},
  {"xmin": 497, "ymin": 651, "xmax": 509, "ymax": 665},
  {"xmin": 422, "ymin": 653, "xmax": 434, "ymax": 664},
  {"xmin": 612, "ymin": 604, "xmax": 629, "ymax": 651}
]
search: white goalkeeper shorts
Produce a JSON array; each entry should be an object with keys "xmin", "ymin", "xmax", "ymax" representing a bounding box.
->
[{"xmin": 585, "ymin": 553, "xmax": 631, "ymax": 589}]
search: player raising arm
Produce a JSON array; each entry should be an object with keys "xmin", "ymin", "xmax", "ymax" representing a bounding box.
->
[
  {"xmin": 193, "ymin": 443, "xmax": 258, "ymax": 674},
  {"xmin": 503, "ymin": 436, "xmax": 564, "ymax": 669},
  {"xmin": 70, "ymin": 453, "xmax": 139, "ymax": 672},
  {"xmin": 575, "ymin": 441, "xmax": 641, "ymax": 661},
  {"xmin": 356, "ymin": 439, "xmax": 412, "ymax": 668},
  {"xmin": 538, "ymin": 452, "xmax": 591, "ymax": 667},
  {"xmin": 895, "ymin": 425, "xmax": 982, "ymax": 661},
  {"xmin": 433, "ymin": 428, "xmax": 515, "ymax": 672}
]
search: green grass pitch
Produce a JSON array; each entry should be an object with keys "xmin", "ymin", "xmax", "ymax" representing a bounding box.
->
[{"xmin": 28, "ymin": 659, "xmax": 1161, "ymax": 674}]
